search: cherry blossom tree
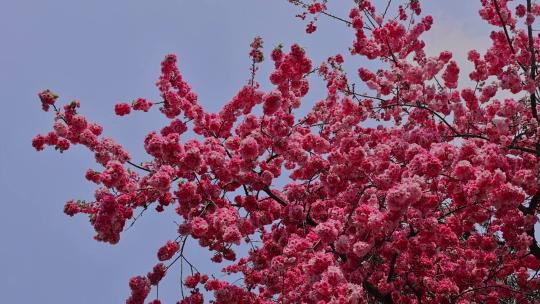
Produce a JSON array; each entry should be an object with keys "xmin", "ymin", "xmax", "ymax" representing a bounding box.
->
[{"xmin": 32, "ymin": 0, "xmax": 540, "ymax": 303}]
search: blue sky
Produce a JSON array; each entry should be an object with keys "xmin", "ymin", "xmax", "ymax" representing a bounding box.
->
[{"xmin": 0, "ymin": 1, "xmax": 524, "ymax": 303}]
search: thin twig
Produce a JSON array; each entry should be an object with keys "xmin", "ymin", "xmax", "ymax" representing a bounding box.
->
[{"xmin": 127, "ymin": 160, "xmax": 151, "ymax": 172}]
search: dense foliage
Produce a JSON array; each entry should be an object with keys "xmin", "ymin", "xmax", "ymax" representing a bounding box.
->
[{"xmin": 33, "ymin": 1, "xmax": 540, "ymax": 303}]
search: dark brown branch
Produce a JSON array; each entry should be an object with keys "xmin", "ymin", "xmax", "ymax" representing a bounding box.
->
[
  {"xmin": 384, "ymin": 38, "xmax": 399, "ymax": 65},
  {"xmin": 519, "ymin": 192, "xmax": 540, "ymax": 215},
  {"xmin": 242, "ymin": 184, "xmax": 250, "ymax": 197},
  {"xmin": 519, "ymin": 192, "xmax": 540, "ymax": 260},
  {"xmin": 321, "ymin": 10, "xmax": 352, "ymax": 26},
  {"xmin": 387, "ymin": 252, "xmax": 398, "ymax": 283},
  {"xmin": 363, "ymin": 280, "xmax": 394, "ymax": 304},
  {"xmin": 492, "ymin": 0, "xmax": 527, "ymax": 72},
  {"xmin": 379, "ymin": 99, "xmax": 489, "ymax": 141},
  {"xmin": 527, "ymin": 0, "xmax": 539, "ymax": 120},
  {"xmin": 362, "ymin": 92, "xmax": 540, "ymax": 156},
  {"xmin": 124, "ymin": 204, "xmax": 149, "ymax": 231},
  {"xmin": 265, "ymin": 153, "xmax": 281, "ymax": 163},
  {"xmin": 341, "ymin": 185, "xmax": 375, "ymax": 234},
  {"xmin": 493, "ymin": 0, "xmax": 516, "ymax": 54},
  {"xmin": 345, "ymin": 85, "xmax": 540, "ymax": 157},
  {"xmin": 452, "ymin": 284, "xmax": 531, "ymax": 302},
  {"xmin": 508, "ymin": 145, "xmax": 540, "ymax": 155},
  {"xmin": 438, "ymin": 205, "xmax": 469, "ymax": 222},
  {"xmin": 262, "ymin": 186, "xmax": 287, "ymax": 206},
  {"xmin": 529, "ymin": 235, "xmax": 540, "ymax": 261},
  {"xmin": 406, "ymin": 280, "xmax": 422, "ymax": 304},
  {"xmin": 290, "ymin": 0, "xmax": 352, "ymax": 26},
  {"xmin": 343, "ymin": 88, "xmax": 387, "ymax": 102},
  {"xmin": 408, "ymin": 223, "xmax": 418, "ymax": 238},
  {"xmin": 344, "ymin": 86, "xmax": 475, "ymax": 140},
  {"xmin": 127, "ymin": 160, "xmax": 151, "ymax": 172},
  {"xmin": 382, "ymin": 0, "xmax": 393, "ymax": 19},
  {"xmin": 304, "ymin": 212, "xmax": 317, "ymax": 227},
  {"xmin": 329, "ymin": 243, "xmax": 347, "ymax": 261}
]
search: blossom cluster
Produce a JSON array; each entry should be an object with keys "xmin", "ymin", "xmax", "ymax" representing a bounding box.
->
[{"xmin": 33, "ymin": 0, "xmax": 540, "ymax": 303}]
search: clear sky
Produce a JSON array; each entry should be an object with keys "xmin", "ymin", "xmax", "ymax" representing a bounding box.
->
[{"xmin": 0, "ymin": 1, "xmax": 529, "ymax": 303}]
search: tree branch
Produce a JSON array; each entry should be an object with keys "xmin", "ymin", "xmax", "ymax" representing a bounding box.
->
[
  {"xmin": 492, "ymin": 0, "xmax": 527, "ymax": 72},
  {"xmin": 363, "ymin": 280, "xmax": 394, "ymax": 304},
  {"xmin": 387, "ymin": 252, "xmax": 398, "ymax": 283},
  {"xmin": 518, "ymin": 192, "xmax": 540, "ymax": 260},
  {"xmin": 527, "ymin": 0, "xmax": 539, "ymax": 120},
  {"xmin": 262, "ymin": 186, "xmax": 287, "ymax": 206},
  {"xmin": 127, "ymin": 160, "xmax": 151, "ymax": 172}
]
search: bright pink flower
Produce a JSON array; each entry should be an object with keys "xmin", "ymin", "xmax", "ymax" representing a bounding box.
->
[
  {"xmin": 308, "ymin": 3, "xmax": 325, "ymax": 14},
  {"xmin": 442, "ymin": 60, "xmax": 459, "ymax": 88},
  {"xmin": 132, "ymin": 98, "xmax": 153, "ymax": 112},
  {"xmin": 191, "ymin": 217, "xmax": 209, "ymax": 238},
  {"xmin": 63, "ymin": 200, "xmax": 80, "ymax": 216},
  {"xmin": 516, "ymin": 4, "xmax": 527, "ymax": 17},
  {"xmin": 38, "ymin": 89, "xmax": 58, "ymax": 111},
  {"xmin": 239, "ymin": 137, "xmax": 259, "ymax": 160},
  {"xmin": 249, "ymin": 36, "xmax": 264, "ymax": 63},
  {"xmin": 126, "ymin": 276, "xmax": 150, "ymax": 304},
  {"xmin": 262, "ymin": 91, "xmax": 282, "ymax": 115},
  {"xmin": 147, "ymin": 263, "xmax": 166, "ymax": 285},
  {"xmin": 306, "ymin": 22, "xmax": 317, "ymax": 34},
  {"xmin": 33, "ymin": 3, "xmax": 540, "ymax": 303},
  {"xmin": 157, "ymin": 240, "xmax": 179, "ymax": 261},
  {"xmin": 114, "ymin": 103, "xmax": 131, "ymax": 116},
  {"xmin": 55, "ymin": 138, "xmax": 70, "ymax": 151},
  {"xmin": 315, "ymin": 219, "xmax": 340, "ymax": 244},
  {"xmin": 32, "ymin": 134, "xmax": 46, "ymax": 151}
]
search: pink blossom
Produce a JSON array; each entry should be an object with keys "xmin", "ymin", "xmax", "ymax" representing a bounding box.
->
[
  {"xmin": 442, "ymin": 60, "xmax": 459, "ymax": 88},
  {"xmin": 146, "ymin": 263, "xmax": 166, "ymax": 285},
  {"xmin": 33, "ymin": 3, "xmax": 540, "ymax": 303},
  {"xmin": 262, "ymin": 91, "xmax": 282, "ymax": 115},
  {"xmin": 239, "ymin": 137, "xmax": 259, "ymax": 160},
  {"xmin": 38, "ymin": 89, "xmax": 58, "ymax": 111},
  {"xmin": 114, "ymin": 103, "xmax": 131, "ymax": 116},
  {"xmin": 132, "ymin": 98, "xmax": 153, "ymax": 112},
  {"xmin": 526, "ymin": 13, "xmax": 535, "ymax": 25},
  {"xmin": 157, "ymin": 240, "xmax": 179, "ymax": 261},
  {"xmin": 516, "ymin": 4, "xmax": 527, "ymax": 17}
]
